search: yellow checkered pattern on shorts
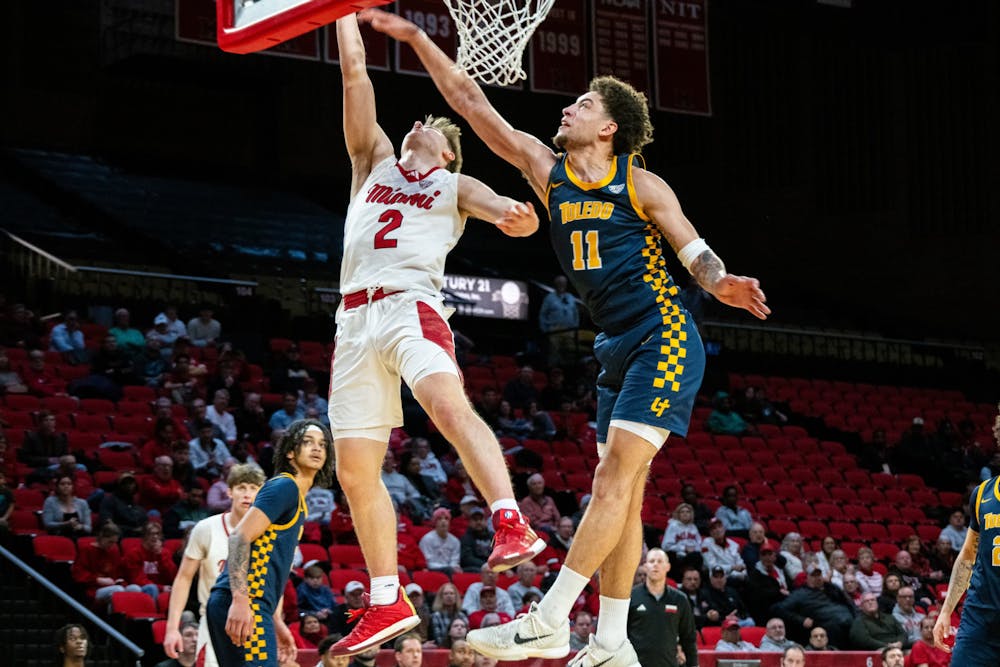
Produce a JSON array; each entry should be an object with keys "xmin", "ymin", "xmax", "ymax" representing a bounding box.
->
[
  {"xmin": 243, "ymin": 599, "xmax": 268, "ymax": 663},
  {"xmin": 246, "ymin": 527, "xmax": 275, "ymax": 599},
  {"xmin": 641, "ymin": 224, "xmax": 687, "ymax": 394}
]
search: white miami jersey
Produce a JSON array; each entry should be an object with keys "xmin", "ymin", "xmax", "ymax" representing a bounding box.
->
[
  {"xmin": 340, "ymin": 156, "xmax": 464, "ymax": 296},
  {"xmin": 184, "ymin": 512, "xmax": 233, "ymax": 616}
]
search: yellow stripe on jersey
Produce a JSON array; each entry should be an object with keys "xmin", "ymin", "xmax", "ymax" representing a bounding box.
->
[
  {"xmin": 626, "ymin": 154, "xmax": 651, "ymax": 222},
  {"xmin": 640, "ymin": 220, "xmax": 686, "ymax": 395},
  {"xmin": 974, "ymin": 480, "xmax": 988, "ymax": 533},
  {"xmin": 565, "ymin": 156, "xmax": 618, "ymax": 191}
]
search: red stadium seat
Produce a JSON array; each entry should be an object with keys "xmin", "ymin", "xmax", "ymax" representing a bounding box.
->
[
  {"xmin": 797, "ymin": 520, "xmax": 828, "ymax": 540},
  {"xmin": 73, "ymin": 413, "xmax": 111, "ymax": 432},
  {"xmin": 842, "ymin": 504, "xmax": 871, "ymax": 521},
  {"xmin": 111, "ymin": 591, "xmax": 163, "ymax": 620},
  {"xmin": 112, "ymin": 415, "xmax": 151, "ymax": 432},
  {"xmin": 887, "ymin": 523, "xmax": 915, "ymax": 542},
  {"xmin": 115, "ymin": 402, "xmax": 152, "ymax": 418},
  {"xmin": 328, "ymin": 545, "xmax": 366, "ymax": 568},
  {"xmin": 817, "ymin": 470, "xmax": 844, "ymax": 486},
  {"xmin": 917, "ymin": 525, "xmax": 942, "ymax": 543},
  {"xmin": 157, "ymin": 590, "xmax": 171, "ymax": 614},
  {"xmin": 827, "ymin": 521, "xmax": 859, "ymax": 541},
  {"xmin": 938, "ymin": 491, "xmax": 964, "ymax": 508},
  {"xmin": 767, "ymin": 519, "xmax": 798, "ymax": 538},
  {"xmin": 896, "ymin": 474, "xmax": 926, "ymax": 491},
  {"xmin": 871, "ymin": 542, "xmax": 898, "ymax": 562},
  {"xmin": 870, "ymin": 505, "xmax": 902, "ymax": 522},
  {"xmin": 829, "ymin": 487, "xmax": 857, "ymax": 504},
  {"xmin": 871, "ymin": 472, "xmax": 896, "ymax": 488},
  {"xmin": 697, "ymin": 626, "xmax": 722, "ymax": 649},
  {"xmin": 839, "ymin": 541, "xmax": 862, "ymax": 560},
  {"xmin": 772, "ymin": 482, "xmax": 802, "ymax": 501},
  {"xmin": 96, "ymin": 448, "xmax": 137, "ymax": 470},
  {"xmin": 14, "ymin": 488, "xmax": 46, "ymax": 511},
  {"xmin": 451, "ymin": 572, "xmax": 480, "ymax": 595},
  {"xmin": 741, "ymin": 626, "xmax": 767, "ymax": 646},
  {"xmin": 32, "ymin": 535, "xmax": 77, "ymax": 563},
  {"xmin": 858, "ymin": 523, "xmax": 889, "ymax": 542},
  {"xmin": 754, "ymin": 500, "xmax": 786, "ymax": 520},
  {"xmin": 411, "ymin": 570, "xmax": 450, "ymax": 595},
  {"xmin": 40, "ymin": 396, "xmax": 78, "ymax": 413},
  {"xmin": 4, "ymin": 394, "xmax": 40, "ymax": 412},
  {"xmin": 884, "ymin": 489, "xmax": 912, "ymax": 505},
  {"xmin": 328, "ymin": 569, "xmax": 370, "ymax": 594},
  {"xmin": 78, "ymin": 398, "xmax": 115, "ymax": 415},
  {"xmin": 152, "ymin": 619, "xmax": 167, "ymax": 645},
  {"xmin": 299, "ymin": 543, "xmax": 329, "ymax": 564},
  {"xmin": 911, "ymin": 490, "xmax": 939, "ymax": 506},
  {"xmin": 811, "ymin": 502, "xmax": 840, "ymax": 521}
]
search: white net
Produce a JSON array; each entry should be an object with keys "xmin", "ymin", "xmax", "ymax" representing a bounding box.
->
[{"xmin": 441, "ymin": 0, "xmax": 556, "ymax": 86}]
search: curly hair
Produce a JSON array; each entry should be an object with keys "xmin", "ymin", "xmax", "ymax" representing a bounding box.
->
[
  {"xmin": 272, "ymin": 418, "xmax": 335, "ymax": 489},
  {"xmin": 425, "ymin": 114, "xmax": 463, "ymax": 173},
  {"xmin": 589, "ymin": 76, "xmax": 653, "ymax": 155}
]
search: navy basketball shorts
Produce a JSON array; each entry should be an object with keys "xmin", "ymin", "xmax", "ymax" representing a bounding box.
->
[
  {"xmin": 951, "ymin": 606, "xmax": 1000, "ymax": 667},
  {"xmin": 206, "ymin": 589, "xmax": 278, "ymax": 667},
  {"xmin": 594, "ymin": 310, "xmax": 705, "ymax": 445}
]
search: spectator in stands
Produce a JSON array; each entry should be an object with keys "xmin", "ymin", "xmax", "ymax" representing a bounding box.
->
[
  {"xmin": 826, "ymin": 549, "xmax": 849, "ymax": 588},
  {"xmin": 429, "ymin": 582, "xmax": 467, "ymax": 647},
  {"xmin": 0, "ymin": 348, "xmax": 28, "ymax": 394},
  {"xmin": 205, "ymin": 388, "xmax": 237, "ymax": 443},
  {"xmin": 759, "ymin": 617, "xmax": 796, "ymax": 652},
  {"xmin": 518, "ymin": 472, "xmax": 561, "ymax": 534},
  {"xmin": 123, "ymin": 521, "xmax": 177, "ymax": 600},
  {"xmin": 147, "ymin": 314, "xmax": 179, "ymax": 359},
  {"xmin": 298, "ymin": 377, "xmax": 329, "ymax": 427},
  {"xmin": 329, "ymin": 489, "xmax": 356, "ymax": 545},
  {"xmin": 473, "ymin": 386, "xmax": 502, "ymax": 431},
  {"xmin": 704, "ymin": 563, "xmax": 754, "ymax": 627},
  {"xmin": 297, "ymin": 565, "xmax": 336, "ymax": 627},
  {"xmin": 88, "ymin": 334, "xmax": 136, "ymax": 394},
  {"xmin": 680, "ymin": 483, "xmax": 713, "ymax": 534},
  {"xmin": 419, "ymin": 507, "xmax": 461, "ymax": 574},
  {"xmin": 134, "ymin": 334, "xmax": 169, "ymax": 387},
  {"xmin": 939, "ymin": 509, "xmax": 968, "ymax": 552},
  {"xmin": 501, "ymin": 561, "xmax": 535, "ymax": 609},
  {"xmin": 903, "ymin": 535, "xmax": 935, "ymax": 582},
  {"xmin": 42, "ymin": 473, "xmax": 91, "ymax": 538},
  {"xmin": 71, "ymin": 522, "xmax": 143, "ymax": 605},
  {"xmin": 164, "ymin": 354, "xmax": 202, "ymax": 405},
  {"xmin": 877, "ymin": 573, "xmax": 901, "ymax": 614},
  {"xmin": 109, "ymin": 308, "xmax": 146, "ymax": 358},
  {"xmin": 715, "ymin": 485, "xmax": 754, "ymax": 536},
  {"xmin": 537, "ymin": 367, "xmax": 570, "ymax": 413},
  {"xmin": 707, "ymin": 391, "xmax": 752, "ymax": 436},
  {"xmin": 169, "ymin": 441, "xmax": 197, "ymax": 490},
  {"xmin": 153, "ymin": 397, "xmax": 188, "ymax": 439},
  {"xmin": 235, "ymin": 392, "xmax": 270, "ymax": 445},
  {"xmin": 156, "ymin": 306, "xmax": 188, "ymax": 341},
  {"xmin": 0, "ymin": 469, "xmax": 13, "ymax": 537},
  {"xmin": 270, "ymin": 344, "xmax": 310, "ymax": 394},
  {"xmin": 679, "ymin": 567, "xmax": 712, "ymax": 629},
  {"xmin": 400, "ymin": 450, "xmax": 441, "ymax": 503},
  {"xmin": 205, "ymin": 358, "xmax": 244, "ymax": 412},
  {"xmin": 703, "ymin": 517, "xmax": 748, "ymax": 583},
  {"xmin": 22, "ymin": 349, "xmax": 67, "ymax": 397},
  {"xmin": 139, "ymin": 455, "xmax": 184, "ymax": 515},
  {"xmin": 155, "ymin": 620, "xmax": 198, "ymax": 667},
  {"xmin": 780, "ymin": 645, "xmax": 806, "ymax": 667},
  {"xmin": 855, "ymin": 546, "xmax": 883, "ymax": 595},
  {"xmin": 849, "ymin": 592, "xmax": 908, "ymax": 651},
  {"xmin": 927, "ymin": 537, "xmax": 955, "ymax": 581},
  {"xmin": 19, "ymin": 410, "xmax": 69, "ymax": 471},
  {"xmin": 774, "ymin": 565, "xmax": 856, "ymax": 647},
  {"xmin": 49, "ymin": 311, "xmax": 88, "ymax": 365},
  {"xmin": 396, "ymin": 509, "xmax": 428, "ymax": 572},
  {"xmin": 538, "ymin": 275, "xmax": 580, "ymax": 367},
  {"xmin": 780, "ymin": 532, "xmax": 807, "ymax": 582},
  {"xmin": 468, "ymin": 586, "xmax": 512, "ymax": 629},
  {"xmin": 186, "ymin": 306, "xmax": 221, "ymax": 348},
  {"xmin": 330, "ymin": 581, "xmax": 367, "ymax": 637},
  {"xmin": 269, "ymin": 391, "xmax": 305, "ymax": 435},
  {"xmin": 408, "ymin": 437, "xmax": 447, "ymax": 486},
  {"xmin": 842, "ymin": 573, "xmax": 863, "ymax": 607},
  {"xmin": 503, "ymin": 366, "xmax": 539, "ymax": 414},
  {"xmin": 98, "ymin": 472, "xmax": 147, "ymax": 536},
  {"xmin": 187, "ymin": 419, "xmax": 232, "ymax": 478},
  {"xmin": 393, "ymin": 633, "xmax": 422, "ymax": 667},
  {"xmin": 741, "ymin": 521, "xmax": 768, "ymax": 571},
  {"xmin": 163, "ymin": 484, "xmax": 209, "ymax": 539},
  {"xmin": 291, "ymin": 613, "xmax": 326, "ymax": 650},
  {"xmin": 715, "ymin": 618, "xmax": 758, "ymax": 651},
  {"xmin": 804, "ymin": 625, "xmax": 836, "ymax": 651},
  {"xmin": 204, "ymin": 459, "xmax": 235, "ymax": 514},
  {"xmin": 814, "ymin": 536, "xmax": 838, "ymax": 578},
  {"xmin": 381, "ymin": 449, "xmax": 431, "ymax": 521},
  {"xmin": 568, "ymin": 610, "xmax": 593, "ymax": 651},
  {"xmin": 140, "ymin": 418, "xmax": 177, "ymax": 470},
  {"xmin": 1, "ymin": 303, "xmax": 42, "ymax": 350},
  {"xmin": 443, "ymin": 461, "xmax": 476, "ymax": 509},
  {"xmin": 347, "ymin": 646, "xmax": 380, "ymax": 667},
  {"xmin": 462, "ymin": 563, "xmax": 516, "ymax": 617},
  {"xmin": 303, "ymin": 482, "xmax": 336, "ymax": 543},
  {"xmin": 400, "ymin": 584, "xmax": 431, "ymax": 643},
  {"xmin": 887, "ymin": 551, "xmax": 933, "ymax": 607},
  {"xmin": 447, "ymin": 638, "xmax": 474, "ymax": 667},
  {"xmin": 54, "ymin": 623, "xmax": 90, "ymax": 667},
  {"xmin": 890, "ymin": 586, "xmax": 924, "ymax": 645},
  {"xmin": 495, "ymin": 399, "xmax": 534, "ymax": 440},
  {"xmin": 908, "ymin": 615, "xmax": 950, "ymax": 667}
]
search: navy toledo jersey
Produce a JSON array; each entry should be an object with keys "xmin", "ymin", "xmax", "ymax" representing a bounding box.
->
[
  {"xmin": 546, "ymin": 153, "xmax": 704, "ymax": 439},
  {"xmin": 967, "ymin": 476, "xmax": 1000, "ymax": 611}
]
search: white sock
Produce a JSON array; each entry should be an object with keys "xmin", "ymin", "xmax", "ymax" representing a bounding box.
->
[
  {"xmin": 490, "ymin": 499, "xmax": 520, "ymax": 514},
  {"xmin": 595, "ymin": 596, "xmax": 629, "ymax": 650},
  {"xmin": 536, "ymin": 566, "xmax": 590, "ymax": 628},
  {"xmin": 369, "ymin": 575, "xmax": 399, "ymax": 606}
]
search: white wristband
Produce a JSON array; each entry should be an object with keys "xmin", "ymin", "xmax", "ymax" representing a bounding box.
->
[{"xmin": 677, "ymin": 237, "xmax": 710, "ymax": 271}]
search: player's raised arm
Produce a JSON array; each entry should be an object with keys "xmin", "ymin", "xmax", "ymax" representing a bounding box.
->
[
  {"xmin": 359, "ymin": 8, "xmax": 556, "ymax": 193},
  {"xmin": 337, "ymin": 13, "xmax": 393, "ymax": 194},
  {"xmin": 634, "ymin": 168, "xmax": 770, "ymax": 321},
  {"xmin": 457, "ymin": 175, "xmax": 538, "ymax": 238}
]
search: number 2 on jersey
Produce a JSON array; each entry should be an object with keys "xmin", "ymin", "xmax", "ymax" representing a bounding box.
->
[
  {"xmin": 993, "ymin": 535, "xmax": 1000, "ymax": 567},
  {"xmin": 570, "ymin": 230, "xmax": 602, "ymax": 270},
  {"xmin": 374, "ymin": 209, "xmax": 403, "ymax": 249}
]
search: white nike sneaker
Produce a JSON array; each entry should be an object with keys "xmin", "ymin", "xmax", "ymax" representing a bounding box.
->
[
  {"xmin": 567, "ymin": 635, "xmax": 640, "ymax": 667},
  {"xmin": 465, "ymin": 601, "xmax": 570, "ymax": 660}
]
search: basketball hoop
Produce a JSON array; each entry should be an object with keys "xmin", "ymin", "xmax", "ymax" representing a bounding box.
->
[{"xmin": 441, "ymin": 0, "xmax": 555, "ymax": 86}]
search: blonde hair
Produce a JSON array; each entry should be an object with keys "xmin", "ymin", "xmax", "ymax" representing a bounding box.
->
[{"xmin": 425, "ymin": 115, "xmax": 463, "ymax": 173}]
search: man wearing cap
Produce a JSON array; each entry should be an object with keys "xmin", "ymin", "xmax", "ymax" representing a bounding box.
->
[
  {"xmin": 404, "ymin": 583, "xmax": 432, "ymax": 641},
  {"xmin": 419, "ymin": 507, "xmax": 462, "ymax": 575},
  {"xmin": 704, "ymin": 565, "xmax": 753, "ymax": 628},
  {"xmin": 148, "ymin": 313, "xmax": 180, "ymax": 358},
  {"xmin": 332, "ymin": 581, "xmax": 370, "ymax": 638},
  {"xmin": 627, "ymin": 548, "xmax": 697, "ymax": 667},
  {"xmin": 460, "ymin": 506, "xmax": 494, "ymax": 572},
  {"xmin": 774, "ymin": 565, "xmax": 856, "ymax": 647},
  {"xmin": 702, "ymin": 517, "xmax": 748, "ymax": 583},
  {"xmin": 848, "ymin": 592, "xmax": 908, "ymax": 651},
  {"xmin": 715, "ymin": 618, "xmax": 758, "ymax": 652},
  {"xmin": 463, "ymin": 564, "xmax": 517, "ymax": 618},
  {"xmin": 468, "ymin": 586, "xmax": 513, "ymax": 629}
]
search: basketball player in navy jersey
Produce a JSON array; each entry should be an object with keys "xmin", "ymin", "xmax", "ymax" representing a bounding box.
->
[
  {"xmin": 933, "ymin": 470, "xmax": 1000, "ymax": 665},
  {"xmin": 329, "ymin": 14, "xmax": 547, "ymax": 657},
  {"xmin": 363, "ymin": 10, "xmax": 769, "ymax": 667},
  {"xmin": 206, "ymin": 420, "xmax": 334, "ymax": 666}
]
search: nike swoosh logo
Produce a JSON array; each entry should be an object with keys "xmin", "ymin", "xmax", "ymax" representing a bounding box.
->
[
  {"xmin": 514, "ymin": 632, "xmax": 554, "ymax": 644},
  {"xmin": 592, "ymin": 658, "xmax": 614, "ymax": 667},
  {"xmin": 551, "ymin": 182, "xmax": 565, "ymax": 189}
]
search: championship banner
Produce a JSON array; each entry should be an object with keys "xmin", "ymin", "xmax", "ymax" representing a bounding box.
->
[
  {"xmin": 395, "ymin": 0, "xmax": 458, "ymax": 76},
  {"xmin": 529, "ymin": 0, "xmax": 588, "ymax": 95},
  {"xmin": 443, "ymin": 275, "xmax": 530, "ymax": 320},
  {"xmin": 175, "ymin": 0, "xmax": 321, "ymax": 60},
  {"xmin": 591, "ymin": 0, "xmax": 651, "ymax": 97},
  {"xmin": 652, "ymin": 0, "xmax": 711, "ymax": 115},
  {"xmin": 324, "ymin": 21, "xmax": 390, "ymax": 70}
]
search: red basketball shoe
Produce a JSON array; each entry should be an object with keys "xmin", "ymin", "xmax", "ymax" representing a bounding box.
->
[
  {"xmin": 329, "ymin": 588, "xmax": 420, "ymax": 656},
  {"xmin": 487, "ymin": 509, "xmax": 547, "ymax": 572}
]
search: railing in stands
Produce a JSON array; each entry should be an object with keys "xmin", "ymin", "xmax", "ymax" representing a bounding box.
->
[{"xmin": 0, "ymin": 543, "xmax": 143, "ymax": 665}]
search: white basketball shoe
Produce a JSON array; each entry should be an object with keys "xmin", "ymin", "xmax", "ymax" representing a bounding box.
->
[
  {"xmin": 567, "ymin": 635, "xmax": 641, "ymax": 667},
  {"xmin": 465, "ymin": 601, "xmax": 570, "ymax": 660}
]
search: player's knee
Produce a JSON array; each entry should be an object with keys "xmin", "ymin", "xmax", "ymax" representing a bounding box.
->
[
  {"xmin": 590, "ymin": 461, "xmax": 633, "ymax": 504},
  {"xmin": 426, "ymin": 397, "xmax": 470, "ymax": 434},
  {"xmin": 336, "ymin": 459, "xmax": 379, "ymax": 495}
]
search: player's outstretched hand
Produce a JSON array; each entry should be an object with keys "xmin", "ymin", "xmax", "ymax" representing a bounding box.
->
[
  {"xmin": 714, "ymin": 275, "xmax": 770, "ymax": 320},
  {"xmin": 359, "ymin": 8, "xmax": 420, "ymax": 42},
  {"xmin": 932, "ymin": 613, "xmax": 953, "ymax": 652},
  {"xmin": 495, "ymin": 201, "xmax": 538, "ymax": 237},
  {"xmin": 162, "ymin": 628, "xmax": 183, "ymax": 659}
]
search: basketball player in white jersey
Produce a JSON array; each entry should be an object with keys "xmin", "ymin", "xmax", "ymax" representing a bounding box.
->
[
  {"xmin": 328, "ymin": 14, "xmax": 545, "ymax": 656},
  {"xmin": 163, "ymin": 463, "xmax": 266, "ymax": 666}
]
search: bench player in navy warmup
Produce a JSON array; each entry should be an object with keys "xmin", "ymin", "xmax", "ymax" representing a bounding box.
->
[
  {"xmin": 933, "ymin": 471, "xmax": 1000, "ymax": 665},
  {"xmin": 206, "ymin": 420, "xmax": 334, "ymax": 666},
  {"xmin": 362, "ymin": 9, "xmax": 770, "ymax": 666}
]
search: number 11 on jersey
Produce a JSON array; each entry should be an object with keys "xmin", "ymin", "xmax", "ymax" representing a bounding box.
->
[{"xmin": 570, "ymin": 229, "xmax": 602, "ymax": 271}]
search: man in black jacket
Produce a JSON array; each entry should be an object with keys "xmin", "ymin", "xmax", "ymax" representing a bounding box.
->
[
  {"xmin": 628, "ymin": 548, "xmax": 698, "ymax": 667},
  {"xmin": 773, "ymin": 565, "xmax": 856, "ymax": 647}
]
